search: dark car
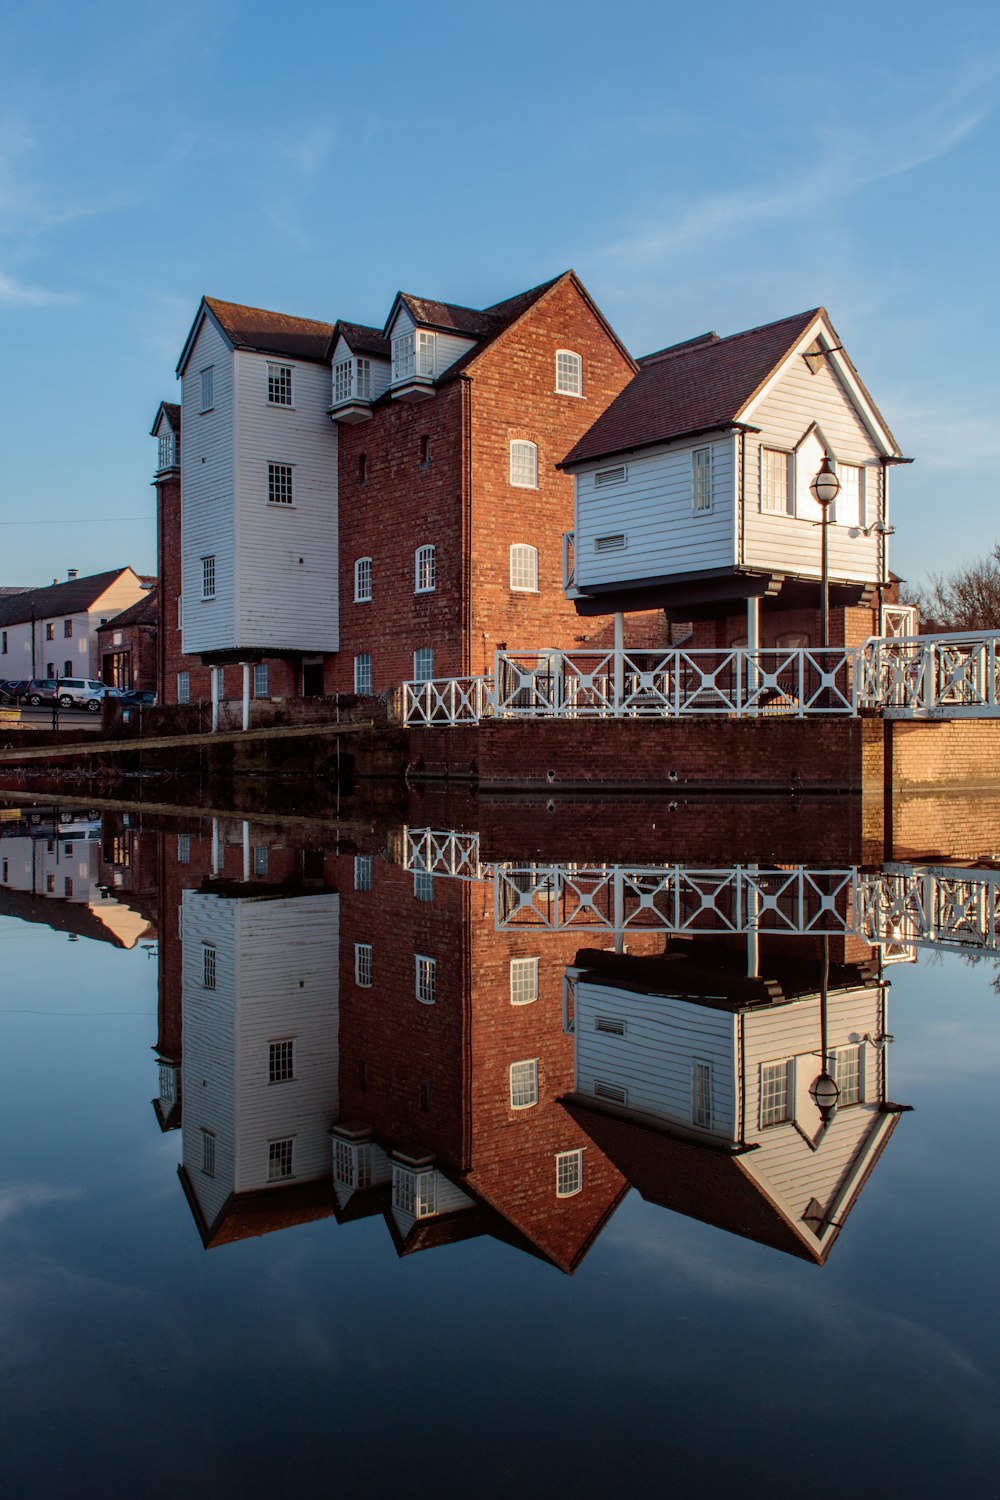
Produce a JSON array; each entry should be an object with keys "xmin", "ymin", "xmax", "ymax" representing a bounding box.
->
[
  {"xmin": 119, "ymin": 688, "xmax": 157, "ymax": 706},
  {"xmin": 0, "ymin": 679, "xmax": 31, "ymax": 703}
]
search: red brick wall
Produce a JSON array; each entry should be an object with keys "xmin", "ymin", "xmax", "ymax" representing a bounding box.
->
[
  {"xmin": 157, "ymin": 473, "xmax": 212, "ymax": 705},
  {"xmin": 98, "ymin": 620, "xmax": 157, "ymax": 691},
  {"xmin": 687, "ymin": 601, "xmax": 878, "ymax": 650},
  {"xmin": 890, "ymin": 720, "xmax": 1000, "ymax": 791}
]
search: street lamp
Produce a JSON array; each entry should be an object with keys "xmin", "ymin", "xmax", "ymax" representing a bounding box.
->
[
  {"xmin": 808, "ymin": 934, "xmax": 840, "ymax": 1128},
  {"xmin": 812, "ymin": 455, "xmax": 840, "ymax": 649}
]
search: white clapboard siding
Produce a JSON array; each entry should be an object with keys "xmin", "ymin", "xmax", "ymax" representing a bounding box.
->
[
  {"xmin": 181, "ymin": 316, "xmax": 237, "ymax": 653},
  {"xmin": 390, "ymin": 1169, "xmax": 475, "ymax": 1238},
  {"xmin": 573, "ymin": 436, "xmax": 737, "ymax": 590},
  {"xmin": 234, "ymin": 353, "xmax": 339, "ymax": 652},
  {"xmin": 573, "ymin": 980, "xmax": 739, "ymax": 1139},
  {"xmin": 181, "ymin": 890, "xmax": 239, "ymax": 1228},
  {"xmin": 330, "ymin": 337, "xmax": 392, "ymax": 404},
  {"xmin": 744, "ymin": 354, "xmax": 882, "ymax": 582},
  {"xmin": 230, "ymin": 893, "xmax": 340, "ymax": 1192}
]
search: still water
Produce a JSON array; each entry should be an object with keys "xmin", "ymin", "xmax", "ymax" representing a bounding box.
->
[{"xmin": 1, "ymin": 801, "xmax": 999, "ymax": 1498}]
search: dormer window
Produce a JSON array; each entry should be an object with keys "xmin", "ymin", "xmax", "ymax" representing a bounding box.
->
[
  {"xmin": 334, "ymin": 359, "xmax": 353, "ymax": 404},
  {"xmin": 392, "ymin": 330, "xmax": 436, "ymax": 383},
  {"xmin": 356, "ymin": 358, "xmax": 372, "ymax": 398},
  {"xmin": 157, "ymin": 430, "xmax": 178, "ymax": 471}
]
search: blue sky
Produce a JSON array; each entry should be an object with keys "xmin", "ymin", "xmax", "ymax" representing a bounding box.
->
[{"xmin": 0, "ymin": 0, "xmax": 996, "ymax": 586}]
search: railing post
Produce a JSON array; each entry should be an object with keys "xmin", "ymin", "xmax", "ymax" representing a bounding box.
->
[
  {"xmin": 923, "ymin": 642, "xmax": 936, "ymax": 713},
  {"xmin": 613, "ymin": 613, "xmax": 624, "ymax": 715}
]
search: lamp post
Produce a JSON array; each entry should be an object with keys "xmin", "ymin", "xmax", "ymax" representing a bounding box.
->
[
  {"xmin": 812, "ymin": 455, "xmax": 841, "ymax": 648},
  {"xmin": 808, "ymin": 934, "xmax": 840, "ymax": 1127}
]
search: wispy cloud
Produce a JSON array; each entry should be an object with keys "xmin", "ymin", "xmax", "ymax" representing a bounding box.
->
[
  {"xmin": 0, "ymin": 267, "xmax": 75, "ymax": 306},
  {"xmin": 0, "ymin": 1183, "xmax": 84, "ymax": 1224}
]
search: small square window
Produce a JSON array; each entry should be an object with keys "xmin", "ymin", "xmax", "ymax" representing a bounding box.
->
[
  {"xmin": 354, "ymin": 653, "xmax": 372, "ymax": 695},
  {"xmin": 253, "ymin": 663, "xmax": 269, "ymax": 697},
  {"xmin": 201, "ymin": 556, "xmax": 216, "ymax": 599},
  {"xmin": 556, "ymin": 1149, "xmax": 583, "ymax": 1197},
  {"xmin": 355, "ymin": 942, "xmax": 372, "ymax": 987},
  {"xmin": 200, "ymin": 367, "xmax": 214, "ymax": 412},
  {"xmin": 355, "ymin": 557, "xmax": 373, "ymax": 603},
  {"xmin": 267, "ymin": 363, "xmax": 292, "ymax": 406},
  {"xmin": 510, "ymin": 440, "xmax": 538, "ymax": 489},
  {"xmin": 510, "ymin": 1058, "xmax": 539, "ymax": 1109},
  {"xmin": 268, "ymin": 1138, "xmax": 294, "ymax": 1181},
  {"xmin": 354, "ymin": 855, "xmax": 373, "ymax": 891},
  {"xmin": 415, "ymin": 954, "xmax": 436, "ymax": 1004},
  {"xmin": 269, "ymin": 1038, "xmax": 294, "ymax": 1084},
  {"xmin": 202, "ymin": 944, "xmax": 216, "ymax": 990},
  {"xmin": 509, "ymin": 957, "xmax": 539, "ymax": 1004},
  {"xmin": 555, "ymin": 350, "xmax": 583, "ymax": 396},
  {"xmin": 415, "ymin": 544, "xmax": 436, "ymax": 593},
  {"xmin": 268, "ymin": 462, "xmax": 293, "ymax": 505}
]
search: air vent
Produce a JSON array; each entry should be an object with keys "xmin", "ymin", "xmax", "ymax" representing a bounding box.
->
[
  {"xmin": 595, "ymin": 534, "xmax": 627, "ymax": 553},
  {"xmin": 595, "ymin": 1016, "xmax": 625, "ymax": 1036},
  {"xmin": 594, "ymin": 1080, "xmax": 628, "ymax": 1104},
  {"xmin": 595, "ymin": 465, "xmax": 627, "ymax": 486}
]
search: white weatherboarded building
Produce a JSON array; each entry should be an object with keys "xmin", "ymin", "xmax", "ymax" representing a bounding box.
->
[
  {"xmin": 564, "ymin": 944, "xmax": 905, "ymax": 1263},
  {"xmin": 0, "ymin": 568, "xmax": 147, "ymax": 682}
]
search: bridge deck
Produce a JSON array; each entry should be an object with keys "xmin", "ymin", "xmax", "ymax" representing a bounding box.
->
[{"xmin": 0, "ymin": 719, "xmax": 374, "ymax": 763}]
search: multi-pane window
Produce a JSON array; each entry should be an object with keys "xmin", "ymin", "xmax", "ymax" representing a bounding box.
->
[
  {"xmin": 353, "ymin": 653, "xmax": 372, "ymax": 695},
  {"xmin": 177, "ymin": 594, "xmax": 183, "ymax": 630},
  {"xmin": 202, "ymin": 556, "xmax": 216, "ymax": 599},
  {"xmin": 510, "ymin": 957, "xmax": 539, "ymax": 1005},
  {"xmin": 393, "ymin": 1167, "xmax": 416, "ymax": 1215},
  {"xmin": 355, "ymin": 557, "xmax": 372, "ymax": 602},
  {"xmin": 334, "ymin": 359, "xmax": 352, "ymax": 403},
  {"xmin": 159, "ymin": 1064, "xmax": 177, "ymax": 1105},
  {"xmin": 555, "ymin": 350, "xmax": 583, "ymax": 396},
  {"xmin": 200, "ymin": 367, "xmax": 214, "ymax": 412},
  {"xmin": 269, "ymin": 1039, "xmax": 294, "ymax": 1084},
  {"xmin": 415, "ymin": 330, "xmax": 436, "ymax": 376},
  {"xmin": 354, "ymin": 855, "xmax": 373, "ymax": 891},
  {"xmin": 510, "ymin": 440, "xmax": 539, "ymax": 489},
  {"xmin": 556, "ymin": 1149, "xmax": 583, "ymax": 1197},
  {"xmin": 692, "ymin": 1061, "xmax": 713, "ymax": 1129},
  {"xmin": 838, "ymin": 464, "xmax": 864, "ymax": 528},
  {"xmin": 761, "ymin": 448, "xmax": 790, "ymax": 513},
  {"xmin": 693, "ymin": 447, "xmax": 713, "ymax": 512},
  {"xmin": 268, "ymin": 1138, "xmax": 294, "ymax": 1181},
  {"xmin": 63, "ymin": 619, "xmax": 73, "ymax": 637},
  {"xmin": 510, "ymin": 543, "xmax": 539, "ymax": 592},
  {"xmin": 415, "ymin": 954, "xmax": 436, "ymax": 1004},
  {"xmin": 392, "ymin": 332, "xmax": 415, "ymax": 381},
  {"xmin": 202, "ymin": 1131, "xmax": 216, "ymax": 1177},
  {"xmin": 177, "ymin": 670, "xmax": 190, "ymax": 704},
  {"xmin": 413, "ymin": 870, "xmax": 434, "ymax": 903},
  {"xmin": 355, "ymin": 943, "xmax": 373, "ymax": 987},
  {"xmin": 413, "ymin": 648, "xmax": 434, "ymax": 682},
  {"xmin": 157, "ymin": 431, "xmax": 176, "ymax": 469},
  {"xmin": 253, "ymin": 663, "xmax": 269, "ymax": 697},
  {"xmin": 510, "ymin": 1058, "xmax": 539, "ymax": 1109},
  {"xmin": 415, "ymin": 544, "xmax": 436, "ymax": 593},
  {"xmin": 177, "ymin": 833, "xmax": 190, "ymax": 864},
  {"xmin": 834, "ymin": 1045, "xmax": 862, "ymax": 1106},
  {"xmin": 202, "ymin": 945, "xmax": 216, "ymax": 990},
  {"xmin": 267, "ymin": 363, "xmax": 293, "ymax": 406},
  {"xmin": 760, "ymin": 1060, "xmax": 790, "ymax": 1126},
  {"xmin": 356, "ymin": 358, "xmax": 372, "ymax": 398},
  {"xmin": 268, "ymin": 462, "xmax": 293, "ymax": 505},
  {"xmin": 214, "ymin": 666, "xmax": 226, "ymax": 700},
  {"xmin": 334, "ymin": 1140, "xmax": 355, "ymax": 1186},
  {"xmin": 253, "ymin": 846, "xmax": 269, "ymax": 877},
  {"xmin": 63, "ymin": 660, "xmax": 72, "ymax": 678},
  {"xmin": 46, "ymin": 623, "xmax": 55, "ymax": 640}
]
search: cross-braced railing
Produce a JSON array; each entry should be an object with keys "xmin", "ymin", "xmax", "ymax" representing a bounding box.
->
[
  {"xmin": 858, "ymin": 864, "xmax": 1000, "ymax": 952},
  {"xmin": 403, "ymin": 675, "xmax": 492, "ymax": 725},
  {"xmin": 403, "ymin": 828, "xmax": 485, "ymax": 880},
  {"xmin": 857, "ymin": 631, "xmax": 1000, "ymax": 718}
]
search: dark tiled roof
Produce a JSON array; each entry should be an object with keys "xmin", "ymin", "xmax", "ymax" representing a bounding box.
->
[
  {"xmin": 573, "ymin": 942, "xmax": 875, "ymax": 1008},
  {"xmin": 0, "ymin": 586, "xmax": 33, "ymax": 597},
  {"xmin": 0, "ymin": 569, "xmax": 138, "ymax": 628},
  {"xmin": 332, "ymin": 320, "xmax": 390, "ymax": 360},
  {"xmin": 203, "ymin": 296, "xmax": 334, "ymax": 363},
  {"xmin": 98, "ymin": 589, "xmax": 158, "ymax": 631},
  {"xmin": 562, "ymin": 308, "xmax": 821, "ymax": 466},
  {"xmin": 434, "ymin": 274, "xmax": 568, "ymax": 384},
  {"xmin": 161, "ymin": 401, "xmax": 180, "ymax": 428},
  {"xmin": 394, "ymin": 293, "xmax": 500, "ymax": 338}
]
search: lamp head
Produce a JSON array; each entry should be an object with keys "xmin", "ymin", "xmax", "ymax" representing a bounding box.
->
[
  {"xmin": 812, "ymin": 454, "xmax": 841, "ymax": 509},
  {"xmin": 809, "ymin": 1070, "xmax": 840, "ymax": 1125}
]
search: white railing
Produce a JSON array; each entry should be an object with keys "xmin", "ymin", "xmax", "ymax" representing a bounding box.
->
[
  {"xmin": 881, "ymin": 604, "xmax": 918, "ymax": 637},
  {"xmin": 857, "ymin": 631, "xmax": 1000, "ymax": 718},
  {"xmin": 403, "ymin": 676, "xmax": 492, "ymax": 726},
  {"xmin": 857, "ymin": 864, "xmax": 1000, "ymax": 953},
  {"xmin": 404, "ymin": 828, "xmax": 485, "ymax": 880}
]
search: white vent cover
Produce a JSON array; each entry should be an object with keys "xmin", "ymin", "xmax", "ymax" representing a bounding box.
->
[
  {"xmin": 595, "ymin": 534, "xmax": 627, "ymax": 553},
  {"xmin": 595, "ymin": 1016, "xmax": 626, "ymax": 1036},
  {"xmin": 594, "ymin": 1080, "xmax": 628, "ymax": 1104},
  {"xmin": 595, "ymin": 465, "xmax": 627, "ymax": 486}
]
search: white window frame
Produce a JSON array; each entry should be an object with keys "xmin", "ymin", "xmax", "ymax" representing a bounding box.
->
[
  {"xmin": 761, "ymin": 448, "xmax": 792, "ymax": 515},
  {"xmin": 555, "ymin": 1149, "xmax": 583, "ymax": 1197},
  {"xmin": 413, "ymin": 869, "xmax": 434, "ymax": 903},
  {"xmin": 354, "ymin": 556, "xmax": 373, "ymax": 603},
  {"xmin": 392, "ymin": 332, "xmax": 415, "ymax": 382},
  {"xmin": 354, "ymin": 855, "xmax": 373, "ymax": 892},
  {"xmin": 415, "ymin": 954, "xmax": 436, "ymax": 1005},
  {"xmin": 692, "ymin": 1060, "xmax": 713, "ymax": 1129},
  {"xmin": 176, "ymin": 833, "xmax": 190, "ymax": 864},
  {"xmin": 176, "ymin": 670, "xmax": 190, "ymax": 704},
  {"xmin": 267, "ymin": 362, "xmax": 293, "ymax": 407},
  {"xmin": 356, "ymin": 358, "xmax": 372, "ymax": 399},
  {"xmin": 510, "ymin": 440, "xmax": 539, "ymax": 489},
  {"xmin": 201, "ymin": 556, "xmax": 216, "ymax": 600},
  {"xmin": 268, "ymin": 1038, "xmax": 294, "ymax": 1084},
  {"xmin": 833, "ymin": 1044, "xmax": 863, "ymax": 1106},
  {"xmin": 760, "ymin": 1060, "xmax": 790, "ymax": 1127},
  {"xmin": 692, "ymin": 447, "xmax": 713, "ymax": 513},
  {"xmin": 201, "ymin": 1130, "xmax": 216, "ymax": 1177},
  {"xmin": 334, "ymin": 1139, "xmax": 355, "ymax": 1187},
  {"xmin": 268, "ymin": 1138, "xmax": 294, "ymax": 1182},
  {"xmin": 202, "ymin": 944, "xmax": 216, "ymax": 990},
  {"xmin": 413, "ymin": 647, "xmax": 434, "ymax": 683},
  {"xmin": 200, "ymin": 367, "xmax": 214, "ymax": 413},
  {"xmin": 268, "ymin": 462, "xmax": 294, "ymax": 506},
  {"xmin": 252, "ymin": 662, "xmax": 269, "ymax": 698},
  {"xmin": 555, "ymin": 349, "xmax": 583, "ymax": 397},
  {"xmin": 509, "ymin": 957, "xmax": 539, "ymax": 1005},
  {"xmin": 837, "ymin": 463, "xmax": 865, "ymax": 529},
  {"xmin": 355, "ymin": 942, "xmax": 373, "ymax": 987},
  {"xmin": 252, "ymin": 845, "xmax": 269, "ymax": 877},
  {"xmin": 353, "ymin": 653, "xmax": 372, "ymax": 695},
  {"xmin": 415, "ymin": 544, "xmax": 436, "ymax": 594},
  {"xmin": 510, "ymin": 1058, "xmax": 539, "ymax": 1109},
  {"xmin": 177, "ymin": 594, "xmax": 183, "ymax": 631},
  {"xmin": 510, "ymin": 543, "xmax": 539, "ymax": 593},
  {"xmin": 415, "ymin": 329, "xmax": 436, "ymax": 377},
  {"xmin": 333, "ymin": 358, "xmax": 353, "ymax": 404}
]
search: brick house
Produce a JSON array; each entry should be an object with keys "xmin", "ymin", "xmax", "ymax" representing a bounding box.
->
[
  {"xmin": 97, "ymin": 588, "xmax": 158, "ymax": 691},
  {"xmin": 158, "ymin": 272, "xmax": 666, "ymax": 707}
]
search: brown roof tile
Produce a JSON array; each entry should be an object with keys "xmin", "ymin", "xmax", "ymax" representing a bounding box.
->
[
  {"xmin": 98, "ymin": 589, "xmax": 158, "ymax": 631},
  {"xmin": 0, "ymin": 568, "xmax": 139, "ymax": 629},
  {"xmin": 561, "ymin": 308, "xmax": 821, "ymax": 467},
  {"xmin": 203, "ymin": 296, "xmax": 334, "ymax": 363},
  {"xmin": 332, "ymin": 320, "xmax": 390, "ymax": 360}
]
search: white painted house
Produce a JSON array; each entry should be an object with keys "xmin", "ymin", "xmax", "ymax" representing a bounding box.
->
[
  {"xmin": 0, "ymin": 821, "xmax": 154, "ymax": 948},
  {"xmin": 0, "ymin": 568, "xmax": 147, "ymax": 682},
  {"xmin": 175, "ymin": 298, "xmax": 340, "ymax": 667},
  {"xmin": 560, "ymin": 309, "xmax": 906, "ymax": 630},
  {"xmin": 178, "ymin": 888, "xmax": 340, "ymax": 1247},
  {"xmin": 564, "ymin": 944, "xmax": 905, "ymax": 1262}
]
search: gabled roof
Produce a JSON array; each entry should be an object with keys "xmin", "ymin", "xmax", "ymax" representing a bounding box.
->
[
  {"xmin": 98, "ymin": 589, "xmax": 158, "ymax": 631},
  {"xmin": 150, "ymin": 400, "xmax": 180, "ymax": 437},
  {"xmin": 382, "ymin": 289, "xmax": 501, "ymax": 340},
  {"xmin": 562, "ymin": 309, "xmax": 821, "ymax": 467},
  {"xmin": 331, "ymin": 320, "xmax": 390, "ymax": 360},
  {"xmin": 573, "ymin": 943, "xmax": 877, "ymax": 1009},
  {"xmin": 0, "ymin": 568, "xmax": 139, "ymax": 628},
  {"xmin": 176, "ymin": 296, "xmax": 335, "ymax": 374}
]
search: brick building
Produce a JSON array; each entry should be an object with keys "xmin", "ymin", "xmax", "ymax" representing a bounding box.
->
[
  {"xmin": 97, "ymin": 588, "xmax": 158, "ymax": 692},
  {"xmin": 155, "ymin": 272, "xmax": 666, "ymax": 707}
]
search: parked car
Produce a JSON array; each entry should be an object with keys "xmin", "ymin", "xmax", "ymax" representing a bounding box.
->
[
  {"xmin": 55, "ymin": 678, "xmax": 114, "ymax": 712},
  {"xmin": 24, "ymin": 678, "xmax": 60, "ymax": 706},
  {"xmin": 119, "ymin": 688, "xmax": 156, "ymax": 706},
  {"xmin": 0, "ymin": 679, "xmax": 30, "ymax": 704}
]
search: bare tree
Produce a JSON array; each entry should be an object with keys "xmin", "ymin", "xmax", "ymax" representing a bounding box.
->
[{"xmin": 904, "ymin": 544, "xmax": 1000, "ymax": 633}]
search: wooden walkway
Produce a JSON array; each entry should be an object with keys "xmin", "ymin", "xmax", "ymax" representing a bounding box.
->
[{"xmin": 0, "ymin": 718, "xmax": 374, "ymax": 764}]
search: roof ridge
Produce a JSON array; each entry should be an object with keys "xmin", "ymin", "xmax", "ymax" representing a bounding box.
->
[{"xmin": 204, "ymin": 294, "xmax": 334, "ymax": 331}]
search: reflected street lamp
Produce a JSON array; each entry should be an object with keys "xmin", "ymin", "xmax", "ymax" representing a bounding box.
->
[
  {"xmin": 809, "ymin": 933, "xmax": 840, "ymax": 1127},
  {"xmin": 812, "ymin": 455, "xmax": 841, "ymax": 649}
]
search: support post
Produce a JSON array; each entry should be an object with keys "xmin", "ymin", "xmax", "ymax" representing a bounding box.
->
[
  {"xmin": 613, "ymin": 612, "xmax": 624, "ymax": 714},
  {"xmin": 211, "ymin": 817, "xmax": 221, "ymax": 876},
  {"xmin": 242, "ymin": 663, "xmax": 251, "ymax": 732},
  {"xmin": 746, "ymin": 596, "xmax": 760, "ymax": 716},
  {"xmin": 211, "ymin": 667, "xmax": 219, "ymax": 733},
  {"xmin": 613, "ymin": 866, "xmax": 625, "ymax": 954},
  {"xmin": 242, "ymin": 820, "xmax": 250, "ymax": 882}
]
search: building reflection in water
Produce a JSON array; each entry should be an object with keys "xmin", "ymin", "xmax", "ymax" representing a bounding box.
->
[{"xmin": 133, "ymin": 813, "xmax": 922, "ymax": 1271}]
